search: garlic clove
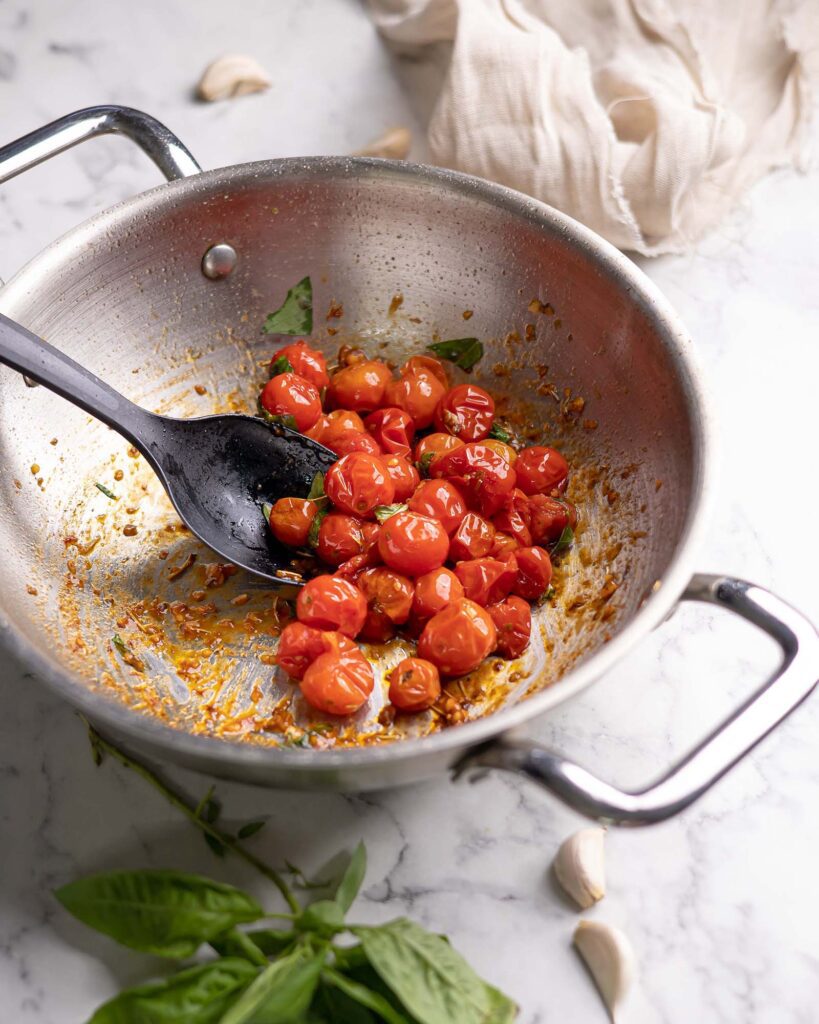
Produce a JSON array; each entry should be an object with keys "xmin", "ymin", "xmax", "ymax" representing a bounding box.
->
[
  {"xmin": 573, "ymin": 919, "xmax": 635, "ymax": 1022},
  {"xmin": 354, "ymin": 127, "xmax": 412, "ymax": 160},
  {"xmin": 196, "ymin": 54, "xmax": 271, "ymax": 102},
  {"xmin": 553, "ymin": 826, "xmax": 606, "ymax": 909}
]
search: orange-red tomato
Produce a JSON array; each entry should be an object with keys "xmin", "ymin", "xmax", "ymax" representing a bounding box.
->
[
  {"xmin": 488, "ymin": 596, "xmax": 532, "ymax": 659},
  {"xmin": 364, "ymin": 407, "xmax": 415, "ymax": 458},
  {"xmin": 275, "ymin": 622, "xmax": 355, "ymax": 680},
  {"xmin": 483, "ymin": 439, "xmax": 517, "ymax": 466},
  {"xmin": 323, "ymin": 428, "xmax": 382, "ymax": 458},
  {"xmin": 267, "ymin": 497, "xmax": 318, "ymax": 547},
  {"xmin": 514, "ymin": 446, "xmax": 569, "ymax": 495},
  {"xmin": 412, "ymin": 567, "xmax": 464, "ymax": 620},
  {"xmin": 417, "ymin": 598, "xmax": 497, "ymax": 676},
  {"xmin": 324, "ymin": 452, "xmax": 395, "ymax": 518},
  {"xmin": 434, "ymin": 384, "xmax": 495, "ymax": 441},
  {"xmin": 303, "ymin": 413, "xmax": 329, "ymax": 443},
  {"xmin": 271, "ymin": 341, "xmax": 329, "ymax": 390},
  {"xmin": 335, "ymin": 523, "xmax": 383, "ymax": 578},
  {"xmin": 383, "ymin": 455, "xmax": 420, "ymax": 502},
  {"xmin": 384, "ymin": 367, "xmax": 446, "ymax": 429},
  {"xmin": 492, "ymin": 488, "xmax": 533, "ymax": 546},
  {"xmin": 455, "ymin": 555, "xmax": 518, "ymax": 606},
  {"xmin": 388, "ymin": 657, "xmax": 441, "ymax": 712},
  {"xmin": 328, "ymin": 359, "xmax": 392, "ymax": 412},
  {"xmin": 316, "ymin": 512, "xmax": 365, "ymax": 567},
  {"xmin": 377, "ymin": 510, "xmax": 449, "ymax": 576},
  {"xmin": 490, "ymin": 531, "xmax": 520, "ymax": 558},
  {"xmin": 528, "ymin": 495, "xmax": 577, "ymax": 544},
  {"xmin": 448, "ymin": 512, "xmax": 495, "ymax": 561},
  {"xmin": 357, "ymin": 566, "xmax": 415, "ymax": 641},
  {"xmin": 407, "ymin": 479, "xmax": 467, "ymax": 535},
  {"xmin": 296, "ymin": 575, "xmax": 368, "ymax": 637},
  {"xmin": 260, "ymin": 373, "xmax": 322, "ymax": 432},
  {"xmin": 413, "ymin": 432, "xmax": 465, "ymax": 472},
  {"xmin": 432, "ymin": 443, "xmax": 516, "ymax": 515},
  {"xmin": 300, "ymin": 649, "xmax": 374, "ymax": 715},
  {"xmin": 514, "ymin": 545, "xmax": 553, "ymax": 600},
  {"xmin": 402, "ymin": 354, "xmax": 449, "ymax": 388},
  {"xmin": 320, "ymin": 409, "xmax": 366, "ymax": 451}
]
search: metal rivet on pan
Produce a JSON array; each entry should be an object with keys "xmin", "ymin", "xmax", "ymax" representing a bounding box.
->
[{"xmin": 201, "ymin": 243, "xmax": 237, "ymax": 279}]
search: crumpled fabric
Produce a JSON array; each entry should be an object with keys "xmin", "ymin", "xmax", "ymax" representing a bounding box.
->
[{"xmin": 369, "ymin": 0, "xmax": 816, "ymax": 254}]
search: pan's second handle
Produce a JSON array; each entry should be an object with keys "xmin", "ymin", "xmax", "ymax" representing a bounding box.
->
[{"xmin": 459, "ymin": 575, "xmax": 819, "ymax": 825}]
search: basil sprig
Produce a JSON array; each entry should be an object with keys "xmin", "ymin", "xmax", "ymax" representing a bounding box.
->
[
  {"xmin": 374, "ymin": 502, "xmax": 408, "ymax": 523},
  {"xmin": 427, "ymin": 337, "xmax": 483, "ymax": 371},
  {"xmin": 262, "ymin": 277, "xmax": 313, "ymax": 336}
]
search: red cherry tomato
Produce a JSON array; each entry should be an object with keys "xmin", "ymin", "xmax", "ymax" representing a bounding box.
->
[
  {"xmin": 316, "ymin": 512, "xmax": 365, "ymax": 567},
  {"xmin": 364, "ymin": 407, "xmax": 415, "ymax": 458},
  {"xmin": 377, "ymin": 510, "xmax": 449, "ymax": 576},
  {"xmin": 275, "ymin": 622, "xmax": 355, "ymax": 679},
  {"xmin": 320, "ymin": 409, "xmax": 366, "ymax": 451},
  {"xmin": 528, "ymin": 495, "xmax": 577, "ymax": 544},
  {"xmin": 324, "ymin": 452, "xmax": 395, "ymax": 518},
  {"xmin": 267, "ymin": 497, "xmax": 318, "ymax": 547},
  {"xmin": 490, "ymin": 531, "xmax": 520, "ymax": 558},
  {"xmin": 300, "ymin": 649, "xmax": 374, "ymax": 715},
  {"xmin": 303, "ymin": 413, "xmax": 329, "ymax": 443},
  {"xmin": 432, "ymin": 442, "xmax": 516, "ymax": 515},
  {"xmin": 271, "ymin": 341, "xmax": 329, "ymax": 390},
  {"xmin": 402, "ymin": 355, "xmax": 449, "ymax": 388},
  {"xmin": 448, "ymin": 512, "xmax": 495, "ymax": 561},
  {"xmin": 514, "ymin": 446, "xmax": 569, "ymax": 495},
  {"xmin": 260, "ymin": 373, "xmax": 322, "ymax": 432},
  {"xmin": 383, "ymin": 455, "xmax": 420, "ymax": 502},
  {"xmin": 296, "ymin": 575, "xmax": 368, "ymax": 637},
  {"xmin": 413, "ymin": 432, "xmax": 465, "ymax": 473},
  {"xmin": 328, "ymin": 359, "xmax": 392, "ymax": 412},
  {"xmin": 455, "ymin": 555, "xmax": 518, "ymax": 606},
  {"xmin": 492, "ymin": 488, "xmax": 532, "ymax": 546},
  {"xmin": 418, "ymin": 598, "xmax": 497, "ymax": 676},
  {"xmin": 324, "ymin": 429, "xmax": 383, "ymax": 458},
  {"xmin": 388, "ymin": 657, "xmax": 441, "ymax": 712},
  {"xmin": 407, "ymin": 479, "xmax": 467, "ymax": 535},
  {"xmin": 488, "ymin": 596, "xmax": 532, "ymax": 659},
  {"xmin": 514, "ymin": 545, "xmax": 553, "ymax": 600},
  {"xmin": 434, "ymin": 384, "xmax": 495, "ymax": 441},
  {"xmin": 412, "ymin": 567, "xmax": 465, "ymax": 620},
  {"xmin": 335, "ymin": 522, "xmax": 383, "ymax": 578},
  {"xmin": 357, "ymin": 566, "xmax": 415, "ymax": 642},
  {"xmin": 384, "ymin": 368, "xmax": 446, "ymax": 429}
]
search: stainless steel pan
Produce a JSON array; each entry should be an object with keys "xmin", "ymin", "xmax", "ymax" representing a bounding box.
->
[{"xmin": 1, "ymin": 106, "xmax": 816, "ymax": 824}]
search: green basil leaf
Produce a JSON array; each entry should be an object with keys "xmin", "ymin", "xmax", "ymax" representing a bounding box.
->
[
  {"xmin": 262, "ymin": 277, "xmax": 313, "ymax": 336},
  {"xmin": 218, "ymin": 945, "xmax": 325, "ymax": 1024},
  {"xmin": 261, "ymin": 411, "xmax": 298, "ymax": 430},
  {"xmin": 262, "ymin": 503, "xmax": 274, "ymax": 523},
  {"xmin": 95, "ymin": 481, "xmax": 118, "ymax": 501},
  {"xmin": 87, "ymin": 959, "xmax": 258, "ymax": 1024},
  {"xmin": 538, "ymin": 585, "xmax": 556, "ymax": 605},
  {"xmin": 211, "ymin": 928, "xmax": 295, "ymax": 961},
  {"xmin": 204, "ymin": 833, "xmax": 227, "ymax": 859},
  {"xmin": 483, "ymin": 982, "xmax": 518, "ymax": 1023},
  {"xmin": 237, "ymin": 820, "xmax": 266, "ymax": 840},
  {"xmin": 308, "ymin": 506, "xmax": 329, "ymax": 549},
  {"xmin": 352, "ymin": 918, "xmax": 502, "ymax": 1024},
  {"xmin": 315, "ymin": 981, "xmax": 376, "ymax": 1024},
  {"xmin": 270, "ymin": 355, "xmax": 295, "ymax": 376},
  {"xmin": 427, "ymin": 338, "xmax": 483, "ymax": 372},
  {"xmin": 56, "ymin": 870, "xmax": 263, "ymax": 958},
  {"xmin": 334, "ymin": 842, "xmax": 366, "ymax": 914},
  {"xmin": 552, "ymin": 525, "xmax": 574, "ymax": 554},
  {"xmin": 487, "ymin": 423, "xmax": 512, "ymax": 443},
  {"xmin": 416, "ymin": 452, "xmax": 434, "ymax": 478},
  {"xmin": 321, "ymin": 969, "xmax": 411, "ymax": 1024},
  {"xmin": 373, "ymin": 503, "xmax": 408, "ymax": 524},
  {"xmin": 307, "ymin": 473, "xmax": 326, "ymax": 501},
  {"xmin": 297, "ymin": 900, "xmax": 345, "ymax": 937}
]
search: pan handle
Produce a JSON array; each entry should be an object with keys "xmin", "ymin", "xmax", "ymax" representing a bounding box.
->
[
  {"xmin": 0, "ymin": 104, "xmax": 201, "ymax": 186},
  {"xmin": 459, "ymin": 574, "xmax": 819, "ymax": 825}
]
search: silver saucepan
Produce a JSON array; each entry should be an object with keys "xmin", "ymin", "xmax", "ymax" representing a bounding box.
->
[{"xmin": 0, "ymin": 106, "xmax": 816, "ymax": 824}]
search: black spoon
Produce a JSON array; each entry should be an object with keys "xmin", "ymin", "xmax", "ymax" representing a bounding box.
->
[{"xmin": 0, "ymin": 313, "xmax": 336, "ymax": 585}]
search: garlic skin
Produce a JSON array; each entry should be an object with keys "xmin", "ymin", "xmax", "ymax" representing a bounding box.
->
[
  {"xmin": 554, "ymin": 827, "xmax": 606, "ymax": 909},
  {"xmin": 354, "ymin": 127, "xmax": 412, "ymax": 160},
  {"xmin": 197, "ymin": 55, "xmax": 271, "ymax": 102},
  {"xmin": 573, "ymin": 920, "xmax": 635, "ymax": 1022}
]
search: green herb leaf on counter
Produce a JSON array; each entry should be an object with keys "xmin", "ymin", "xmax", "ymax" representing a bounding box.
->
[
  {"xmin": 552, "ymin": 525, "xmax": 574, "ymax": 554},
  {"xmin": 282, "ymin": 859, "xmax": 331, "ymax": 891},
  {"xmin": 488, "ymin": 422, "xmax": 513, "ymax": 444},
  {"xmin": 205, "ymin": 832, "xmax": 227, "ymax": 858},
  {"xmin": 427, "ymin": 337, "xmax": 483, "ymax": 372},
  {"xmin": 374, "ymin": 503, "xmax": 408, "ymax": 524},
  {"xmin": 219, "ymin": 945, "xmax": 325, "ymax": 1024},
  {"xmin": 334, "ymin": 841, "xmax": 367, "ymax": 914},
  {"xmin": 237, "ymin": 820, "xmax": 267, "ymax": 840},
  {"xmin": 94, "ymin": 481, "xmax": 118, "ymax": 500},
  {"xmin": 270, "ymin": 355, "xmax": 295, "ymax": 376},
  {"xmin": 262, "ymin": 277, "xmax": 313, "ymax": 336},
  {"xmin": 321, "ymin": 968, "xmax": 412, "ymax": 1024}
]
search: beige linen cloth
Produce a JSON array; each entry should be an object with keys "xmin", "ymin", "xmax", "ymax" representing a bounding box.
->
[{"xmin": 369, "ymin": 0, "xmax": 817, "ymax": 254}]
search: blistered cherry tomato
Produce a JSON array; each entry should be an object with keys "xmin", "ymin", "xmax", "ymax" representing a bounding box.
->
[
  {"xmin": 328, "ymin": 359, "xmax": 392, "ymax": 412},
  {"xmin": 490, "ymin": 532, "xmax": 520, "ymax": 558},
  {"xmin": 325, "ymin": 452, "xmax": 395, "ymax": 518},
  {"xmin": 267, "ymin": 497, "xmax": 318, "ymax": 547},
  {"xmin": 296, "ymin": 575, "xmax": 367, "ymax": 637},
  {"xmin": 301, "ymin": 649, "xmax": 374, "ymax": 715},
  {"xmin": 378, "ymin": 510, "xmax": 449, "ymax": 576},
  {"xmin": 412, "ymin": 567, "xmax": 464, "ymax": 620},
  {"xmin": 434, "ymin": 384, "xmax": 495, "ymax": 441},
  {"xmin": 270, "ymin": 341, "xmax": 329, "ymax": 390},
  {"xmin": 275, "ymin": 622, "xmax": 355, "ymax": 680},
  {"xmin": 418, "ymin": 598, "xmax": 497, "ymax": 676},
  {"xmin": 384, "ymin": 367, "xmax": 446, "ymax": 429},
  {"xmin": 483, "ymin": 439, "xmax": 517, "ymax": 465},
  {"xmin": 303, "ymin": 414, "xmax": 329, "ymax": 443},
  {"xmin": 413, "ymin": 432, "xmax": 465, "ymax": 472},
  {"xmin": 514, "ymin": 446, "xmax": 569, "ymax": 495},
  {"xmin": 407, "ymin": 479, "xmax": 467, "ymax": 535},
  {"xmin": 528, "ymin": 495, "xmax": 577, "ymax": 545},
  {"xmin": 514, "ymin": 545, "xmax": 553, "ymax": 600},
  {"xmin": 320, "ymin": 409, "xmax": 366, "ymax": 450},
  {"xmin": 357, "ymin": 566, "xmax": 415, "ymax": 642},
  {"xmin": 432, "ymin": 443, "xmax": 516, "ymax": 515},
  {"xmin": 388, "ymin": 657, "xmax": 441, "ymax": 712},
  {"xmin": 383, "ymin": 455, "xmax": 420, "ymax": 502},
  {"xmin": 492, "ymin": 489, "xmax": 532, "ymax": 546},
  {"xmin": 316, "ymin": 512, "xmax": 365, "ymax": 567},
  {"xmin": 364, "ymin": 407, "xmax": 415, "ymax": 458},
  {"xmin": 402, "ymin": 354, "xmax": 448, "ymax": 388},
  {"xmin": 324, "ymin": 429, "xmax": 382, "ymax": 457},
  {"xmin": 448, "ymin": 512, "xmax": 495, "ymax": 561},
  {"xmin": 488, "ymin": 596, "xmax": 532, "ymax": 659},
  {"xmin": 335, "ymin": 523, "xmax": 383, "ymax": 578},
  {"xmin": 455, "ymin": 555, "xmax": 518, "ymax": 606},
  {"xmin": 260, "ymin": 372, "xmax": 322, "ymax": 432}
]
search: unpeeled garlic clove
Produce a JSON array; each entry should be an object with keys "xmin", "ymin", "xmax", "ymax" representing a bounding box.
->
[
  {"xmin": 196, "ymin": 54, "xmax": 271, "ymax": 102},
  {"xmin": 573, "ymin": 919, "xmax": 635, "ymax": 1022},
  {"xmin": 553, "ymin": 827, "xmax": 606, "ymax": 909},
  {"xmin": 354, "ymin": 127, "xmax": 412, "ymax": 160}
]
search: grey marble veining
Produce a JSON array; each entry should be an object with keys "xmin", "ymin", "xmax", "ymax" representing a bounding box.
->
[{"xmin": 1, "ymin": 1, "xmax": 818, "ymax": 1021}]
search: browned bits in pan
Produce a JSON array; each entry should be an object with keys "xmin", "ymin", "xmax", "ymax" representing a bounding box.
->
[
  {"xmin": 326, "ymin": 300, "xmax": 344, "ymax": 320},
  {"xmin": 167, "ymin": 552, "xmax": 196, "ymax": 580},
  {"xmin": 30, "ymin": 463, "xmax": 39, "ymax": 474},
  {"xmin": 462, "ymin": 309, "xmax": 473, "ymax": 320},
  {"xmin": 114, "ymin": 469, "xmax": 124, "ymax": 481},
  {"xmin": 122, "ymin": 524, "xmax": 138, "ymax": 537},
  {"xmin": 388, "ymin": 294, "xmax": 403, "ymax": 316},
  {"xmin": 194, "ymin": 384, "xmax": 207, "ymax": 395},
  {"xmin": 203, "ymin": 562, "xmax": 238, "ymax": 588},
  {"xmin": 26, "ymin": 584, "xmax": 38, "ymax": 596},
  {"xmin": 231, "ymin": 593, "xmax": 250, "ymax": 606}
]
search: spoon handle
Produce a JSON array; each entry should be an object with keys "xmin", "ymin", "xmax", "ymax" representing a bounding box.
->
[{"xmin": 0, "ymin": 313, "xmax": 158, "ymax": 451}]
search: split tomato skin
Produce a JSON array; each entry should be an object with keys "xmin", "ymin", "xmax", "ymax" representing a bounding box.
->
[
  {"xmin": 514, "ymin": 445, "xmax": 569, "ymax": 496},
  {"xmin": 316, "ymin": 513, "xmax": 365, "ymax": 567},
  {"xmin": 402, "ymin": 355, "xmax": 449, "ymax": 388},
  {"xmin": 528, "ymin": 495, "xmax": 577, "ymax": 544},
  {"xmin": 384, "ymin": 366, "xmax": 446, "ymax": 429},
  {"xmin": 513, "ymin": 545, "xmax": 553, "ymax": 600},
  {"xmin": 407, "ymin": 479, "xmax": 467, "ymax": 535},
  {"xmin": 356, "ymin": 566, "xmax": 415, "ymax": 642},
  {"xmin": 418, "ymin": 598, "xmax": 497, "ymax": 676},
  {"xmin": 413, "ymin": 432, "xmax": 465, "ymax": 471},
  {"xmin": 412, "ymin": 567, "xmax": 464, "ymax": 620},
  {"xmin": 488, "ymin": 596, "xmax": 532, "ymax": 659},
  {"xmin": 296, "ymin": 575, "xmax": 368, "ymax": 637},
  {"xmin": 388, "ymin": 657, "xmax": 441, "ymax": 712},
  {"xmin": 431, "ymin": 442, "xmax": 516, "ymax": 515},
  {"xmin": 275, "ymin": 622, "xmax": 356, "ymax": 680},
  {"xmin": 324, "ymin": 452, "xmax": 395, "ymax": 518},
  {"xmin": 383, "ymin": 455, "xmax": 421, "ymax": 502},
  {"xmin": 364, "ymin": 407, "xmax": 415, "ymax": 458},
  {"xmin": 267, "ymin": 497, "xmax": 318, "ymax": 548},
  {"xmin": 492, "ymin": 488, "xmax": 533, "ymax": 547},
  {"xmin": 271, "ymin": 341, "xmax": 329, "ymax": 390},
  {"xmin": 300, "ymin": 649, "xmax": 374, "ymax": 715},
  {"xmin": 328, "ymin": 359, "xmax": 392, "ymax": 412},
  {"xmin": 260, "ymin": 372, "xmax": 322, "ymax": 432},
  {"xmin": 434, "ymin": 383, "xmax": 495, "ymax": 442},
  {"xmin": 454, "ymin": 555, "xmax": 518, "ymax": 606},
  {"xmin": 448, "ymin": 512, "xmax": 495, "ymax": 561},
  {"xmin": 377, "ymin": 510, "xmax": 450, "ymax": 577}
]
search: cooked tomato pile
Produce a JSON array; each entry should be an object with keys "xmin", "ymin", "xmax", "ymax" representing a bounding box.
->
[{"xmin": 261, "ymin": 340, "xmax": 577, "ymax": 719}]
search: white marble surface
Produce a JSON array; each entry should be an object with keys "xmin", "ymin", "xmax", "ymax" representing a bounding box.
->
[{"xmin": 1, "ymin": 1, "xmax": 818, "ymax": 1021}]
